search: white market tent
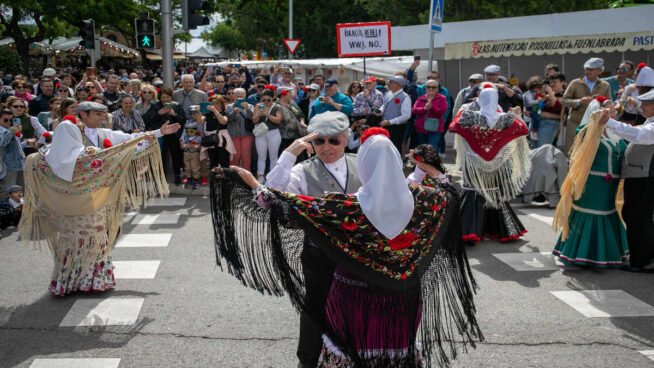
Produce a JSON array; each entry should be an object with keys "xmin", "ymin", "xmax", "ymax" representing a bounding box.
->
[
  {"xmin": 206, "ymin": 56, "xmax": 430, "ymax": 81},
  {"xmin": 391, "ymin": 6, "xmax": 654, "ymax": 92},
  {"xmin": 188, "ymin": 46, "xmax": 217, "ymax": 59}
]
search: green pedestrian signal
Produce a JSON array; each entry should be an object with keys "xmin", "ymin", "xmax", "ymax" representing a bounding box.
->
[{"xmin": 136, "ymin": 34, "xmax": 155, "ymax": 49}]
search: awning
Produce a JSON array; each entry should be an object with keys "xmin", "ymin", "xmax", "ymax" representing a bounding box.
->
[
  {"xmin": 445, "ymin": 31, "xmax": 654, "ymax": 60},
  {"xmin": 146, "ymin": 53, "xmax": 186, "ymax": 60},
  {"xmin": 205, "ymin": 56, "xmax": 432, "ymax": 78}
]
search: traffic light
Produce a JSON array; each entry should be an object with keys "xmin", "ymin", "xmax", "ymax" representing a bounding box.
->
[
  {"xmin": 77, "ymin": 20, "xmax": 95, "ymax": 49},
  {"xmin": 182, "ymin": 0, "xmax": 210, "ymax": 30},
  {"xmin": 135, "ymin": 18, "xmax": 156, "ymax": 49}
]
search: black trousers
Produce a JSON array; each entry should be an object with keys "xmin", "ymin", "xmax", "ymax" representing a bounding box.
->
[
  {"xmin": 162, "ymin": 134, "xmax": 184, "ymax": 176},
  {"xmin": 622, "ymin": 177, "xmax": 654, "ymax": 268},
  {"xmin": 297, "ymin": 244, "xmax": 336, "ymax": 366},
  {"xmin": 207, "ymin": 146, "xmax": 230, "ymax": 170},
  {"xmin": 385, "ymin": 123, "xmax": 406, "ymax": 156}
]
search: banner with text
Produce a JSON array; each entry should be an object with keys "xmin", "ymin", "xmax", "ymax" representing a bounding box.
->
[
  {"xmin": 336, "ymin": 21, "xmax": 391, "ymax": 58},
  {"xmin": 445, "ymin": 31, "xmax": 654, "ymax": 60}
]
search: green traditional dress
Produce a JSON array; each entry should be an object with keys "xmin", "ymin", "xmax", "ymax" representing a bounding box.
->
[{"xmin": 553, "ymin": 136, "xmax": 629, "ymax": 267}]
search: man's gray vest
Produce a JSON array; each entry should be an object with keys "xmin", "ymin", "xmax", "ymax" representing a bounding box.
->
[
  {"xmin": 300, "ymin": 153, "xmax": 362, "ymax": 196},
  {"xmin": 382, "ymin": 91, "xmax": 409, "ymax": 123},
  {"xmin": 622, "ymin": 117, "xmax": 654, "ymax": 178},
  {"xmin": 83, "ymin": 129, "xmax": 108, "ymax": 148}
]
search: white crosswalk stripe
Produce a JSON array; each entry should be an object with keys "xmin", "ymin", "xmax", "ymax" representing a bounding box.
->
[
  {"xmin": 493, "ymin": 252, "xmax": 580, "ymax": 271},
  {"xmin": 551, "ymin": 290, "xmax": 654, "ymax": 318},
  {"xmin": 60, "ymin": 298, "xmax": 145, "ymax": 327},
  {"xmin": 115, "ymin": 233, "xmax": 172, "ymax": 248},
  {"xmin": 131, "ymin": 213, "xmax": 180, "ymax": 225},
  {"xmin": 639, "ymin": 350, "xmax": 654, "ymax": 361},
  {"xmin": 146, "ymin": 197, "xmax": 187, "ymax": 207},
  {"xmin": 30, "ymin": 358, "xmax": 121, "ymax": 368},
  {"xmin": 113, "ymin": 260, "xmax": 161, "ymax": 279}
]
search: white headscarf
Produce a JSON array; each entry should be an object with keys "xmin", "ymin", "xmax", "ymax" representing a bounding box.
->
[
  {"xmin": 355, "ymin": 133, "xmax": 414, "ymax": 239},
  {"xmin": 45, "ymin": 121, "xmax": 86, "ymax": 182},
  {"xmin": 477, "ymin": 88, "xmax": 502, "ymax": 128},
  {"xmin": 636, "ymin": 66, "xmax": 654, "ymax": 87}
]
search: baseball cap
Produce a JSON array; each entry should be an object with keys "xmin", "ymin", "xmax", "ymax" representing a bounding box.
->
[{"xmin": 324, "ymin": 78, "xmax": 339, "ymax": 87}]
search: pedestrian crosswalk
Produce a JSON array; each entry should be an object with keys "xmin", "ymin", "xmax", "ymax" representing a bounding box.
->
[
  {"xmin": 114, "ymin": 233, "xmax": 172, "ymax": 248},
  {"xmin": 30, "ymin": 359, "xmax": 121, "ymax": 368},
  {"xmin": 59, "ymin": 298, "xmax": 145, "ymax": 327},
  {"xmin": 550, "ymin": 290, "xmax": 654, "ymax": 318},
  {"xmin": 492, "ymin": 251, "xmax": 579, "ymax": 271},
  {"xmin": 112, "ymin": 260, "xmax": 161, "ymax": 279}
]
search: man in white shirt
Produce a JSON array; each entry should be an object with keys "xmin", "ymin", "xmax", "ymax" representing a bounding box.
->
[
  {"xmin": 600, "ymin": 89, "xmax": 654, "ymax": 271},
  {"xmin": 77, "ymin": 101, "xmax": 180, "ymax": 149},
  {"xmin": 380, "ymin": 75, "xmax": 411, "ymax": 155}
]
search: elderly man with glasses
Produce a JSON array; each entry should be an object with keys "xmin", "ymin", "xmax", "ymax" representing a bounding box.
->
[
  {"xmin": 265, "ymin": 111, "xmax": 363, "ymax": 368},
  {"xmin": 602, "ymin": 60, "xmax": 635, "ymax": 102}
]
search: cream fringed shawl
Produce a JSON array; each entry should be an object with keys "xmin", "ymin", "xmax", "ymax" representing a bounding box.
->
[
  {"xmin": 552, "ymin": 109, "xmax": 625, "ymax": 241},
  {"xmin": 19, "ymin": 137, "xmax": 169, "ymax": 280}
]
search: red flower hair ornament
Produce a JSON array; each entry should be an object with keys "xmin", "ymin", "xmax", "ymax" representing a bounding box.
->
[
  {"xmin": 638, "ymin": 62, "xmax": 647, "ymax": 70},
  {"xmin": 360, "ymin": 127, "xmax": 390, "ymax": 144},
  {"xmin": 42, "ymin": 132, "xmax": 51, "ymax": 139},
  {"xmin": 103, "ymin": 139, "xmax": 112, "ymax": 148},
  {"xmin": 62, "ymin": 115, "xmax": 77, "ymax": 124},
  {"xmin": 595, "ymin": 95, "xmax": 609, "ymax": 105}
]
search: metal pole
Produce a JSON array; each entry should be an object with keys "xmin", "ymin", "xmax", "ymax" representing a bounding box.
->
[
  {"xmin": 161, "ymin": 0, "xmax": 174, "ymax": 88},
  {"xmin": 428, "ymin": 32, "xmax": 434, "ymax": 73},
  {"xmin": 289, "ymin": 0, "xmax": 293, "ymax": 60},
  {"xmin": 363, "ymin": 57, "xmax": 366, "ymax": 76}
]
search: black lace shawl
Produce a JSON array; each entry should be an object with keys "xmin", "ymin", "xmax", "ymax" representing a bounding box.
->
[{"xmin": 210, "ymin": 171, "xmax": 482, "ymax": 367}]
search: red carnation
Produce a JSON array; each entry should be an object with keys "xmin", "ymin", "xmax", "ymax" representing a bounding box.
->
[
  {"xmin": 388, "ymin": 233, "xmax": 416, "ymax": 251},
  {"xmin": 63, "ymin": 115, "xmax": 77, "ymax": 124},
  {"xmin": 415, "ymin": 156, "xmax": 423, "ymax": 162},
  {"xmin": 638, "ymin": 62, "xmax": 647, "ymax": 70},
  {"xmin": 342, "ymin": 222, "xmax": 359, "ymax": 230},
  {"xmin": 302, "ymin": 86, "xmax": 308, "ymax": 92},
  {"xmin": 360, "ymin": 127, "xmax": 390, "ymax": 144},
  {"xmin": 595, "ymin": 95, "xmax": 609, "ymax": 105},
  {"xmin": 281, "ymin": 89, "xmax": 288, "ymax": 96},
  {"xmin": 483, "ymin": 84, "xmax": 494, "ymax": 89},
  {"xmin": 103, "ymin": 139, "xmax": 112, "ymax": 148},
  {"xmin": 15, "ymin": 132, "xmax": 21, "ymax": 138},
  {"xmin": 344, "ymin": 199, "xmax": 353, "ymax": 207},
  {"xmin": 394, "ymin": 98, "xmax": 400, "ymax": 104},
  {"xmin": 196, "ymin": 132, "xmax": 202, "ymax": 136},
  {"xmin": 43, "ymin": 132, "xmax": 51, "ymax": 138}
]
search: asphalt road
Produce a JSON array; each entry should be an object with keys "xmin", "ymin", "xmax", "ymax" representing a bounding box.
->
[{"xmin": 1, "ymin": 193, "xmax": 653, "ymax": 368}]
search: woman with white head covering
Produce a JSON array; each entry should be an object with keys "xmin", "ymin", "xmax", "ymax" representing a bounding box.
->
[
  {"xmin": 19, "ymin": 117, "xmax": 169, "ymax": 296},
  {"xmin": 449, "ymin": 87, "xmax": 531, "ymax": 244},
  {"xmin": 619, "ymin": 65, "xmax": 654, "ymax": 125},
  {"xmin": 210, "ymin": 127, "xmax": 481, "ymax": 367},
  {"xmin": 552, "ymin": 96, "xmax": 629, "ymax": 268}
]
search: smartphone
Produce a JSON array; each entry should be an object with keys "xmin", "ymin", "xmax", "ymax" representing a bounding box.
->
[
  {"xmin": 236, "ymin": 98, "xmax": 246, "ymax": 106},
  {"xmin": 414, "ymin": 55, "xmax": 421, "ymax": 61},
  {"xmin": 165, "ymin": 103, "xmax": 172, "ymax": 109},
  {"xmin": 12, "ymin": 118, "xmax": 20, "ymax": 126},
  {"xmin": 259, "ymin": 103, "xmax": 266, "ymax": 109},
  {"xmin": 319, "ymin": 96, "xmax": 325, "ymax": 103},
  {"xmin": 207, "ymin": 65, "xmax": 214, "ymax": 73},
  {"xmin": 232, "ymin": 64, "xmax": 240, "ymax": 68},
  {"xmin": 86, "ymin": 67, "xmax": 97, "ymax": 76}
]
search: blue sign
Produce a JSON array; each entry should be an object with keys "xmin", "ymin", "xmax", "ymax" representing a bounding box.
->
[{"xmin": 430, "ymin": 0, "xmax": 444, "ymax": 32}]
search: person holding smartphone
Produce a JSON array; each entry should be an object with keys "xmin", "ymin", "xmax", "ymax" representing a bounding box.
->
[
  {"xmin": 252, "ymin": 87, "xmax": 282, "ymax": 183},
  {"xmin": 0, "ymin": 108, "xmax": 25, "ymax": 200},
  {"xmin": 226, "ymin": 88, "xmax": 254, "ymax": 172}
]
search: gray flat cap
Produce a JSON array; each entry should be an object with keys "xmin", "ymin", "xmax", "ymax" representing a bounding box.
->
[
  {"xmin": 469, "ymin": 73, "xmax": 484, "ymax": 80},
  {"xmin": 77, "ymin": 101, "xmax": 108, "ymax": 112},
  {"xmin": 307, "ymin": 111, "xmax": 350, "ymax": 137},
  {"xmin": 584, "ymin": 57, "xmax": 604, "ymax": 69},
  {"xmin": 6, "ymin": 185, "xmax": 22, "ymax": 194},
  {"xmin": 389, "ymin": 75, "xmax": 405, "ymax": 86},
  {"xmin": 484, "ymin": 65, "xmax": 500, "ymax": 74},
  {"xmin": 637, "ymin": 89, "xmax": 654, "ymax": 103}
]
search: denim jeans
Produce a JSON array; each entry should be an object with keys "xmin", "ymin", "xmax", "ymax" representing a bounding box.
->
[
  {"xmin": 416, "ymin": 132, "xmax": 442, "ymax": 152},
  {"xmin": 535, "ymin": 118, "xmax": 559, "ymax": 148}
]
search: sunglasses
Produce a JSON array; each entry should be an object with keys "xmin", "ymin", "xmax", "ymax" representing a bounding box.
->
[
  {"xmin": 58, "ymin": 89, "xmax": 68, "ymax": 92},
  {"xmin": 215, "ymin": 80, "xmax": 225, "ymax": 83},
  {"xmin": 142, "ymin": 91, "xmax": 153, "ymax": 94},
  {"xmin": 312, "ymin": 137, "xmax": 342, "ymax": 146},
  {"xmin": 261, "ymin": 99, "xmax": 272, "ymax": 103},
  {"xmin": 185, "ymin": 129, "xmax": 197, "ymax": 133},
  {"xmin": 15, "ymin": 86, "xmax": 25, "ymax": 89},
  {"xmin": 256, "ymin": 85, "xmax": 265, "ymax": 89},
  {"xmin": 618, "ymin": 67, "xmax": 630, "ymax": 72},
  {"xmin": 1, "ymin": 118, "xmax": 10, "ymax": 123},
  {"xmin": 11, "ymin": 105, "xmax": 24, "ymax": 108},
  {"xmin": 191, "ymin": 111, "xmax": 200, "ymax": 116},
  {"xmin": 426, "ymin": 86, "xmax": 438, "ymax": 89}
]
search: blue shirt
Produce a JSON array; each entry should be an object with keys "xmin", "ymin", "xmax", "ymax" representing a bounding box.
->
[
  {"xmin": 602, "ymin": 75, "xmax": 635, "ymax": 102},
  {"xmin": 0, "ymin": 125, "xmax": 25, "ymax": 177},
  {"xmin": 308, "ymin": 92, "xmax": 353, "ymax": 122},
  {"xmin": 584, "ymin": 76, "xmax": 598, "ymax": 94}
]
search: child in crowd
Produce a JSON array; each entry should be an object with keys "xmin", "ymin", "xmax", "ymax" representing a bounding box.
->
[
  {"xmin": 0, "ymin": 185, "xmax": 24, "ymax": 230},
  {"xmin": 523, "ymin": 76, "xmax": 546, "ymax": 143},
  {"xmin": 180, "ymin": 120, "xmax": 202, "ymax": 189},
  {"xmin": 347, "ymin": 119, "xmax": 369, "ymax": 152}
]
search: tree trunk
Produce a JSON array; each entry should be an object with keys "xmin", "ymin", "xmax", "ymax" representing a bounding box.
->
[{"xmin": 15, "ymin": 40, "xmax": 30, "ymax": 74}]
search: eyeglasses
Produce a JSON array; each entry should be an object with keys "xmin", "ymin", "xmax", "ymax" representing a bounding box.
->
[
  {"xmin": 256, "ymin": 85, "xmax": 265, "ymax": 89},
  {"xmin": 215, "ymin": 80, "xmax": 225, "ymax": 83},
  {"xmin": 15, "ymin": 86, "xmax": 25, "ymax": 89},
  {"xmin": 261, "ymin": 99, "xmax": 272, "ymax": 103},
  {"xmin": 427, "ymin": 76, "xmax": 437, "ymax": 80},
  {"xmin": 58, "ymin": 89, "xmax": 68, "ymax": 92},
  {"xmin": 11, "ymin": 105, "xmax": 24, "ymax": 108},
  {"xmin": 226, "ymin": 92, "xmax": 233, "ymax": 95},
  {"xmin": 1, "ymin": 118, "xmax": 10, "ymax": 123},
  {"xmin": 426, "ymin": 86, "xmax": 438, "ymax": 89},
  {"xmin": 618, "ymin": 67, "xmax": 630, "ymax": 72},
  {"xmin": 312, "ymin": 137, "xmax": 342, "ymax": 146},
  {"xmin": 142, "ymin": 91, "xmax": 153, "ymax": 94},
  {"xmin": 191, "ymin": 111, "xmax": 200, "ymax": 116}
]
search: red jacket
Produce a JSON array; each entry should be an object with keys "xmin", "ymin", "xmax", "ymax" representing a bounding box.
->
[{"xmin": 411, "ymin": 93, "xmax": 447, "ymax": 133}]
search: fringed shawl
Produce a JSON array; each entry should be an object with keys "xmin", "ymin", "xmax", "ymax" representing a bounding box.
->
[
  {"xmin": 210, "ymin": 172, "xmax": 482, "ymax": 367},
  {"xmin": 19, "ymin": 137, "xmax": 169, "ymax": 283},
  {"xmin": 450, "ymin": 109, "xmax": 531, "ymax": 208}
]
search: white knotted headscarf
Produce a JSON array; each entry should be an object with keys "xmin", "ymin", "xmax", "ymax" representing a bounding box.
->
[
  {"xmin": 45, "ymin": 121, "xmax": 86, "ymax": 182},
  {"xmin": 636, "ymin": 66, "xmax": 654, "ymax": 87},
  {"xmin": 355, "ymin": 133, "xmax": 414, "ymax": 239},
  {"xmin": 477, "ymin": 88, "xmax": 502, "ymax": 128}
]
